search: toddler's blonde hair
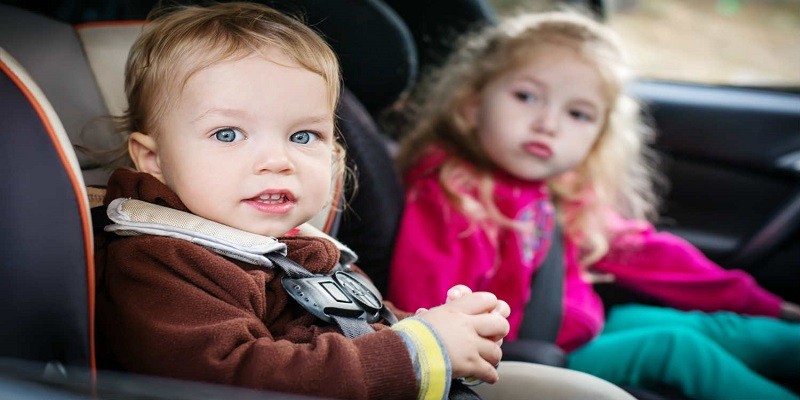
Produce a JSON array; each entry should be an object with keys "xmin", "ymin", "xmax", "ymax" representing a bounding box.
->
[{"xmin": 111, "ymin": 2, "xmax": 347, "ymax": 187}]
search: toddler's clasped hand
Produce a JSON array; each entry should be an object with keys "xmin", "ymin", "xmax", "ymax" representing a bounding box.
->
[{"xmin": 417, "ymin": 285, "xmax": 510, "ymax": 384}]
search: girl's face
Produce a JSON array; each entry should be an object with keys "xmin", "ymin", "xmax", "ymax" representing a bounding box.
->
[
  {"xmin": 131, "ymin": 50, "xmax": 336, "ymax": 237},
  {"xmin": 464, "ymin": 43, "xmax": 607, "ymax": 182}
]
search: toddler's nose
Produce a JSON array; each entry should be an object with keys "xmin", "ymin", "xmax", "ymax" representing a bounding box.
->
[{"xmin": 253, "ymin": 142, "xmax": 294, "ymax": 174}]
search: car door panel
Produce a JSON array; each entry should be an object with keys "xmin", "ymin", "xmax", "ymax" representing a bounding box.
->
[{"xmin": 632, "ymin": 80, "xmax": 800, "ymax": 303}]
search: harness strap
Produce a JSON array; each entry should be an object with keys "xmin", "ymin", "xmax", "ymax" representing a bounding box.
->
[
  {"xmin": 332, "ymin": 315, "xmax": 374, "ymax": 338},
  {"xmin": 102, "ymin": 198, "xmax": 395, "ymax": 338}
]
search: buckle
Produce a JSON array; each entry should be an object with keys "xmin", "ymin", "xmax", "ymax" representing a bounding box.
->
[
  {"xmin": 282, "ymin": 271, "xmax": 384, "ymax": 324},
  {"xmin": 334, "ymin": 271, "xmax": 383, "ymax": 315}
]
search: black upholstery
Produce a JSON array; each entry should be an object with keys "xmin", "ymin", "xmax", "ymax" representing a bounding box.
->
[
  {"xmin": 335, "ymin": 88, "xmax": 404, "ymax": 295},
  {"xmin": 0, "ymin": 57, "xmax": 94, "ymax": 371},
  {"xmin": 383, "ymin": 0, "xmax": 497, "ymax": 76},
  {"xmin": 269, "ymin": 0, "xmax": 417, "ymax": 116}
]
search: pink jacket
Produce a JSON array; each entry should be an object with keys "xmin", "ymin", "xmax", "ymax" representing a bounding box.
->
[{"xmin": 387, "ymin": 150, "xmax": 783, "ymax": 352}]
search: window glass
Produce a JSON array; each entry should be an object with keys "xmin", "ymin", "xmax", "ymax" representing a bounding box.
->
[{"xmin": 488, "ymin": 0, "xmax": 800, "ymax": 87}]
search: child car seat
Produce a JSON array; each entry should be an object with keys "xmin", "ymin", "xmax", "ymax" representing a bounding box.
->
[
  {"xmin": 0, "ymin": 1, "xmax": 411, "ymax": 398},
  {"xmin": 0, "ymin": 46, "xmax": 95, "ymax": 379},
  {"xmin": 0, "ymin": 0, "xmax": 415, "ymax": 363}
]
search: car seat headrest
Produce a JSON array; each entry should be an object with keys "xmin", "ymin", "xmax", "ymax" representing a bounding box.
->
[
  {"xmin": 269, "ymin": 0, "xmax": 418, "ymax": 116},
  {"xmin": 76, "ymin": 21, "xmax": 145, "ymax": 118},
  {"xmin": 6, "ymin": 0, "xmax": 419, "ymax": 118},
  {"xmin": 0, "ymin": 4, "xmax": 122, "ymax": 186},
  {"xmin": 383, "ymin": 0, "xmax": 497, "ymax": 75}
]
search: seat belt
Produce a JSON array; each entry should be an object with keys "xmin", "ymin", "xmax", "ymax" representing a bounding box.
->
[{"xmin": 516, "ymin": 221, "xmax": 564, "ymax": 343}]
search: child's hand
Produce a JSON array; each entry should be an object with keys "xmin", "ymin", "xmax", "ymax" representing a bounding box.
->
[
  {"xmin": 780, "ymin": 301, "xmax": 800, "ymax": 322},
  {"xmin": 413, "ymin": 284, "xmax": 474, "ymax": 314},
  {"xmin": 417, "ymin": 285, "xmax": 510, "ymax": 342},
  {"xmin": 445, "ymin": 285, "xmax": 510, "ymax": 343},
  {"xmin": 417, "ymin": 291, "xmax": 510, "ymax": 383},
  {"xmin": 446, "ymin": 284, "xmax": 473, "ymax": 302}
]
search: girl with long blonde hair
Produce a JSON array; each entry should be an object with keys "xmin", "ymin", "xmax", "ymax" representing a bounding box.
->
[{"xmin": 388, "ymin": 11, "xmax": 800, "ymax": 399}]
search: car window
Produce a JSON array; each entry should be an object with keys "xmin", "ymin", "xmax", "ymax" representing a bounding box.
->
[{"xmin": 488, "ymin": 0, "xmax": 800, "ymax": 87}]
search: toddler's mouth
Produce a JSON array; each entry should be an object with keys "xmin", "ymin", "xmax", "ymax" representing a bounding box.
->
[
  {"xmin": 245, "ymin": 190, "xmax": 297, "ymax": 214},
  {"xmin": 256, "ymin": 193, "xmax": 290, "ymax": 204}
]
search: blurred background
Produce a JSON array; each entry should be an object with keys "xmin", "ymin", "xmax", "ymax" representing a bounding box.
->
[{"xmin": 489, "ymin": 0, "xmax": 800, "ymax": 87}]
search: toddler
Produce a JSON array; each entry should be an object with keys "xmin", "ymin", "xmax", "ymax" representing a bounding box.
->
[{"xmin": 93, "ymin": 3, "xmax": 511, "ymax": 399}]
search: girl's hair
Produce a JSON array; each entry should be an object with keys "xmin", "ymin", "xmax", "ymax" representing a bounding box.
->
[
  {"xmin": 109, "ymin": 2, "xmax": 347, "ymax": 187},
  {"xmin": 397, "ymin": 11, "xmax": 662, "ymax": 266}
]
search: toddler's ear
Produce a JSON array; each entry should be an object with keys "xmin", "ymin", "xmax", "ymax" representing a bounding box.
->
[{"xmin": 128, "ymin": 132, "xmax": 165, "ymax": 183}]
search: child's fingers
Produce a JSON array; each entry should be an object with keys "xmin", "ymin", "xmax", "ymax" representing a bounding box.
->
[
  {"xmin": 476, "ymin": 336, "xmax": 503, "ymax": 367},
  {"xmin": 446, "ymin": 291, "xmax": 499, "ymax": 314},
  {"xmin": 415, "ymin": 307, "xmax": 428, "ymax": 315},
  {"xmin": 467, "ymin": 355, "xmax": 501, "ymax": 384},
  {"xmin": 446, "ymin": 284, "xmax": 472, "ymax": 302},
  {"xmin": 492, "ymin": 300, "xmax": 510, "ymax": 318},
  {"xmin": 471, "ymin": 312, "xmax": 510, "ymax": 339}
]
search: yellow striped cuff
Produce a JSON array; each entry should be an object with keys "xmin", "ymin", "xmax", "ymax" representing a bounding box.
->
[{"xmin": 392, "ymin": 317, "xmax": 451, "ymax": 400}]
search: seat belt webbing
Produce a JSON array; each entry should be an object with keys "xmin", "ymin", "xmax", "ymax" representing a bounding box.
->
[{"xmin": 517, "ymin": 221, "xmax": 564, "ymax": 343}]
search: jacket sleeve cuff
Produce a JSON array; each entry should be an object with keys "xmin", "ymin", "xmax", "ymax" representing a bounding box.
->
[{"xmin": 392, "ymin": 317, "xmax": 452, "ymax": 400}]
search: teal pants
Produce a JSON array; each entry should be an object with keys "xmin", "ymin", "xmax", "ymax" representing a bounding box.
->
[{"xmin": 567, "ymin": 304, "xmax": 800, "ymax": 400}]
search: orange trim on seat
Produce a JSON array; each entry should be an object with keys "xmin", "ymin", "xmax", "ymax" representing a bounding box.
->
[
  {"xmin": 323, "ymin": 175, "xmax": 344, "ymax": 234},
  {"xmin": 0, "ymin": 61, "xmax": 97, "ymax": 377}
]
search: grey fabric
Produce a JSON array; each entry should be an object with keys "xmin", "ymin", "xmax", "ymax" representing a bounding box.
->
[
  {"xmin": 103, "ymin": 198, "xmax": 360, "ymax": 267},
  {"xmin": 473, "ymin": 362, "xmax": 636, "ymax": 400},
  {"xmin": 0, "ymin": 4, "xmax": 118, "ymax": 184},
  {"xmin": 105, "ymin": 199, "xmax": 287, "ymax": 267},
  {"xmin": 518, "ymin": 222, "xmax": 564, "ymax": 343}
]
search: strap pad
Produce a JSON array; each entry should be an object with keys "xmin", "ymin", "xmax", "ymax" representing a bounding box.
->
[{"xmin": 105, "ymin": 198, "xmax": 287, "ymax": 267}]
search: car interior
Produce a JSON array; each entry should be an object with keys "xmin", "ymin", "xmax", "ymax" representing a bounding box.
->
[{"xmin": 1, "ymin": 0, "xmax": 798, "ymax": 399}]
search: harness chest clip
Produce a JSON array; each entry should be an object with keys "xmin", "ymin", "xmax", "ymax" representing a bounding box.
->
[{"xmin": 282, "ymin": 270, "xmax": 384, "ymax": 324}]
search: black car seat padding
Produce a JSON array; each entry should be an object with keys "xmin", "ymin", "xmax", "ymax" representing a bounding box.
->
[{"xmin": 0, "ymin": 50, "xmax": 95, "ymax": 373}]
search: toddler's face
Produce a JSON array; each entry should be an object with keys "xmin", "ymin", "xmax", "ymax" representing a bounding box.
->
[
  {"xmin": 147, "ymin": 50, "xmax": 335, "ymax": 237},
  {"xmin": 464, "ymin": 43, "xmax": 607, "ymax": 182}
]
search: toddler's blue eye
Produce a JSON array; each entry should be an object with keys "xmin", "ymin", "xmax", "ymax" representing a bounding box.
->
[
  {"xmin": 214, "ymin": 128, "xmax": 243, "ymax": 143},
  {"xmin": 290, "ymin": 131, "xmax": 318, "ymax": 144}
]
